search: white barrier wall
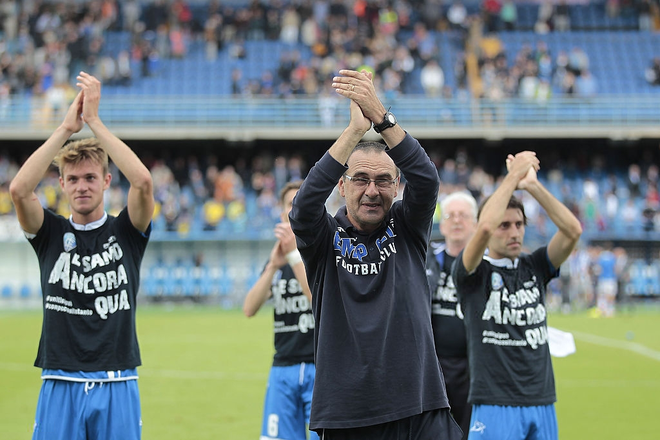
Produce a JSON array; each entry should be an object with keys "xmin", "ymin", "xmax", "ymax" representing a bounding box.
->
[{"xmin": 0, "ymin": 239, "xmax": 275, "ymax": 301}]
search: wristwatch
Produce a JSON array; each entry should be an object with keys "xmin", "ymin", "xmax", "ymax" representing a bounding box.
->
[{"xmin": 373, "ymin": 111, "xmax": 397, "ymax": 133}]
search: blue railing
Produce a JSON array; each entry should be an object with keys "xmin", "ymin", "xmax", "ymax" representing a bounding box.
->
[{"xmin": 1, "ymin": 95, "xmax": 659, "ymax": 140}]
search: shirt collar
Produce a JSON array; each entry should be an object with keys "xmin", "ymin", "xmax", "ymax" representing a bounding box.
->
[
  {"xmin": 484, "ymin": 255, "xmax": 519, "ymax": 269},
  {"xmin": 69, "ymin": 212, "xmax": 108, "ymax": 231}
]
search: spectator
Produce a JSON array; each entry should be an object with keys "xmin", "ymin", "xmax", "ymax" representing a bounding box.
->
[
  {"xmin": 575, "ymin": 69, "xmax": 597, "ymax": 97},
  {"xmin": 482, "ymin": 0, "xmax": 502, "ymax": 33},
  {"xmin": 420, "ymin": 59, "xmax": 445, "ymax": 97},
  {"xmin": 115, "ymin": 50, "xmax": 132, "ymax": 86},
  {"xmin": 606, "ymin": 0, "xmax": 621, "ymax": 18},
  {"xmin": 645, "ymin": 57, "xmax": 660, "ymax": 85},
  {"xmin": 638, "ymin": 0, "xmax": 653, "ymax": 31},
  {"xmin": 621, "ymin": 198, "xmax": 639, "ymax": 230},
  {"xmin": 411, "ymin": 22, "xmax": 437, "ymax": 63},
  {"xmin": 423, "ymin": 0, "xmax": 444, "ymax": 30},
  {"xmin": 280, "ymin": 5, "xmax": 300, "ymax": 44},
  {"xmin": 567, "ymin": 47, "xmax": 589, "ymax": 76},
  {"xmin": 535, "ymin": 0, "xmax": 554, "ymax": 33},
  {"xmin": 122, "ymin": 0, "xmax": 142, "ymax": 32},
  {"xmin": 447, "ymin": 1, "xmax": 468, "ymax": 30},
  {"xmin": 500, "ymin": 0, "xmax": 518, "ymax": 31},
  {"xmin": 554, "ymin": 0, "xmax": 571, "ymax": 31},
  {"xmin": 204, "ymin": 14, "xmax": 223, "ymax": 60}
]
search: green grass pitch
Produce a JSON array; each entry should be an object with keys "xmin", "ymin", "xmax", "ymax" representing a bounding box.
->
[{"xmin": 1, "ymin": 306, "xmax": 659, "ymax": 439}]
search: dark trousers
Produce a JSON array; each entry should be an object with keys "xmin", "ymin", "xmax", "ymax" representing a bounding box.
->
[
  {"xmin": 439, "ymin": 356, "xmax": 472, "ymax": 440},
  {"xmin": 318, "ymin": 408, "xmax": 463, "ymax": 440}
]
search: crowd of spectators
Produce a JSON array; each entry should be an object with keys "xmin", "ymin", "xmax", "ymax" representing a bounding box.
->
[
  {"xmin": 6, "ymin": 144, "xmax": 660, "ymax": 306},
  {"xmin": 1, "ymin": 143, "xmax": 660, "ymax": 247},
  {"xmin": 477, "ymin": 38, "xmax": 597, "ymax": 101},
  {"xmin": 1, "ymin": 0, "xmax": 658, "ymax": 105},
  {"xmin": 0, "ymin": 0, "xmax": 458, "ymax": 101}
]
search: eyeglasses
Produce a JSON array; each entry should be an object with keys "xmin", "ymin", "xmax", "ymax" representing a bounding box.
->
[
  {"xmin": 344, "ymin": 174, "xmax": 398, "ymax": 189},
  {"xmin": 442, "ymin": 212, "xmax": 473, "ymax": 221}
]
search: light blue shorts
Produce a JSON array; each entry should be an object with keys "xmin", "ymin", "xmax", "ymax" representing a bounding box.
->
[
  {"xmin": 261, "ymin": 363, "xmax": 318, "ymax": 440},
  {"xmin": 467, "ymin": 404, "xmax": 557, "ymax": 440},
  {"xmin": 33, "ymin": 379, "xmax": 141, "ymax": 440}
]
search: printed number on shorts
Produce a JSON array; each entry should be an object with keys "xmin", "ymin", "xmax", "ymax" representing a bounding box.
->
[{"xmin": 268, "ymin": 414, "xmax": 279, "ymax": 437}]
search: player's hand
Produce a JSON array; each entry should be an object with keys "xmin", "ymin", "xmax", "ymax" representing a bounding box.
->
[
  {"xmin": 347, "ymin": 98, "xmax": 371, "ymax": 134},
  {"xmin": 268, "ymin": 240, "xmax": 286, "ymax": 269},
  {"xmin": 506, "ymin": 151, "xmax": 539, "ymax": 190},
  {"xmin": 76, "ymin": 71, "xmax": 102, "ymax": 124},
  {"xmin": 60, "ymin": 91, "xmax": 84, "ymax": 134},
  {"xmin": 517, "ymin": 164, "xmax": 539, "ymax": 190},
  {"xmin": 274, "ymin": 222, "xmax": 297, "ymax": 254},
  {"xmin": 332, "ymin": 69, "xmax": 386, "ymax": 124}
]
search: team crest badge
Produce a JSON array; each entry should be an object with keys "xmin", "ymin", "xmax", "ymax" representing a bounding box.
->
[
  {"xmin": 491, "ymin": 272, "xmax": 503, "ymax": 290},
  {"xmin": 63, "ymin": 232, "xmax": 77, "ymax": 252}
]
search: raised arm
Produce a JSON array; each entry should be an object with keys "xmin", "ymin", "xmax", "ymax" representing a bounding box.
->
[
  {"xmin": 461, "ymin": 152, "xmax": 539, "ymax": 273},
  {"xmin": 9, "ymin": 92, "xmax": 84, "ymax": 234},
  {"xmin": 274, "ymin": 222, "xmax": 312, "ymax": 302},
  {"xmin": 77, "ymin": 72, "xmax": 154, "ymax": 232},
  {"xmin": 517, "ymin": 167, "xmax": 582, "ymax": 269},
  {"xmin": 243, "ymin": 241, "xmax": 282, "ymax": 317},
  {"xmin": 327, "ymin": 87, "xmax": 372, "ymax": 165},
  {"xmin": 332, "ymin": 69, "xmax": 405, "ymax": 149}
]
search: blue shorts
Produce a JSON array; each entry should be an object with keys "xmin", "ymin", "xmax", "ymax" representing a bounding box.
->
[
  {"xmin": 467, "ymin": 404, "xmax": 557, "ymax": 440},
  {"xmin": 33, "ymin": 379, "xmax": 141, "ymax": 440},
  {"xmin": 261, "ymin": 363, "xmax": 318, "ymax": 440}
]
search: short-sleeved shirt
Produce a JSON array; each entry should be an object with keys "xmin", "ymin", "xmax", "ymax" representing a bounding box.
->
[
  {"xmin": 270, "ymin": 264, "xmax": 315, "ymax": 366},
  {"xmin": 29, "ymin": 208, "xmax": 149, "ymax": 372},
  {"xmin": 452, "ymin": 247, "xmax": 558, "ymax": 407},
  {"xmin": 425, "ymin": 243, "xmax": 467, "ymax": 358}
]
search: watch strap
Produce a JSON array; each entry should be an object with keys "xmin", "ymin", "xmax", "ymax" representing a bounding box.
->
[{"xmin": 373, "ymin": 111, "xmax": 396, "ymax": 133}]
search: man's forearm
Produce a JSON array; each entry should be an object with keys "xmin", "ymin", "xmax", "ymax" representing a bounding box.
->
[
  {"xmin": 328, "ymin": 125, "xmax": 368, "ymax": 165},
  {"xmin": 11, "ymin": 126, "xmax": 73, "ymax": 196},
  {"xmin": 87, "ymin": 119, "xmax": 151, "ymax": 189},
  {"xmin": 479, "ymin": 174, "xmax": 519, "ymax": 231},
  {"xmin": 526, "ymin": 180, "xmax": 582, "ymax": 239}
]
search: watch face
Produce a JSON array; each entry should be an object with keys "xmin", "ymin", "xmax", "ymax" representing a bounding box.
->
[{"xmin": 374, "ymin": 112, "xmax": 397, "ymax": 133}]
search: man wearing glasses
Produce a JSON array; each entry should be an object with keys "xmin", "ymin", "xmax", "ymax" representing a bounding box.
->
[
  {"xmin": 426, "ymin": 192, "xmax": 479, "ymax": 440},
  {"xmin": 289, "ymin": 69, "xmax": 462, "ymax": 439}
]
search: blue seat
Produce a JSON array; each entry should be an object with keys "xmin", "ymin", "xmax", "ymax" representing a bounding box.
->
[
  {"xmin": 19, "ymin": 284, "xmax": 31, "ymax": 298},
  {"xmin": 1, "ymin": 284, "xmax": 12, "ymax": 298}
]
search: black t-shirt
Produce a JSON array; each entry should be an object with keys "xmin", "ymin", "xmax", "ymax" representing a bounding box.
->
[
  {"xmin": 452, "ymin": 247, "xmax": 558, "ymax": 407},
  {"xmin": 29, "ymin": 208, "xmax": 150, "ymax": 371},
  {"xmin": 270, "ymin": 264, "xmax": 315, "ymax": 366},
  {"xmin": 425, "ymin": 243, "xmax": 467, "ymax": 358}
]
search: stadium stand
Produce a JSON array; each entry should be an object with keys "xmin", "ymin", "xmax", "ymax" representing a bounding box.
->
[{"xmin": 1, "ymin": 0, "xmax": 660, "ymax": 305}]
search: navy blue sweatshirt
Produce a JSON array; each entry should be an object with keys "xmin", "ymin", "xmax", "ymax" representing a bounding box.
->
[{"xmin": 290, "ymin": 133, "xmax": 449, "ymax": 430}]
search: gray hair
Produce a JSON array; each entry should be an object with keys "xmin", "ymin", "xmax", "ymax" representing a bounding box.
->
[{"xmin": 441, "ymin": 191, "xmax": 478, "ymax": 220}]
